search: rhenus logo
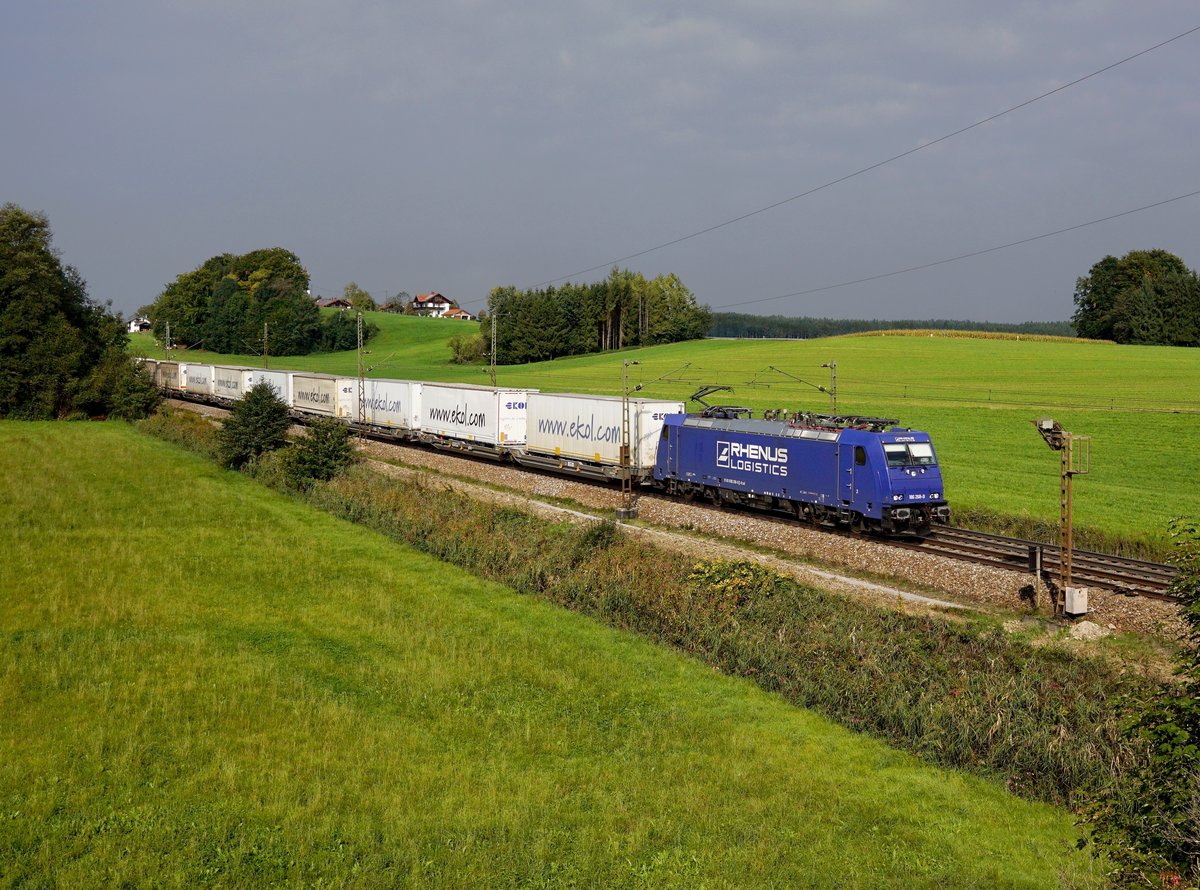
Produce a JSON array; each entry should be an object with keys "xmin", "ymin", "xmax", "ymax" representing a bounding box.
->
[{"xmin": 716, "ymin": 440, "xmax": 789, "ymax": 477}]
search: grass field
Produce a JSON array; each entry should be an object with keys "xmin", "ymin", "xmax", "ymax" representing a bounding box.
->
[
  {"xmin": 0, "ymin": 421, "xmax": 1104, "ymax": 887},
  {"xmin": 130, "ymin": 316, "xmax": 1200, "ymax": 551}
]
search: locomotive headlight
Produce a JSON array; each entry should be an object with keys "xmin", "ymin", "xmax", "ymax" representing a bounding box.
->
[
  {"xmin": 931, "ymin": 492, "xmax": 940, "ymax": 499},
  {"xmin": 892, "ymin": 494, "xmax": 904, "ymax": 501}
]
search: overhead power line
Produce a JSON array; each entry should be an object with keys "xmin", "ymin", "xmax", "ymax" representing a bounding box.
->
[
  {"xmin": 534, "ymin": 24, "xmax": 1200, "ymax": 288},
  {"xmin": 710, "ymin": 188, "xmax": 1200, "ymax": 311}
]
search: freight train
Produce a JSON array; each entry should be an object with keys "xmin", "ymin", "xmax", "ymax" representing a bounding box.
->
[{"xmin": 141, "ymin": 358, "xmax": 950, "ymax": 536}]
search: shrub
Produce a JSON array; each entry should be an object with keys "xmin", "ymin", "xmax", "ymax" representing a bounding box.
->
[
  {"xmin": 216, "ymin": 381, "xmax": 290, "ymax": 469},
  {"xmin": 279, "ymin": 417, "xmax": 356, "ymax": 489},
  {"xmin": 448, "ymin": 332, "xmax": 486, "ymax": 364},
  {"xmin": 1080, "ymin": 518, "xmax": 1200, "ymax": 887}
]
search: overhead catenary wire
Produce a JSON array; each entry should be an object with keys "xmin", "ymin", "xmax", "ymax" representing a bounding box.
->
[
  {"xmin": 709, "ymin": 188, "xmax": 1200, "ymax": 311},
  {"xmin": 532, "ymin": 24, "xmax": 1200, "ymax": 289}
]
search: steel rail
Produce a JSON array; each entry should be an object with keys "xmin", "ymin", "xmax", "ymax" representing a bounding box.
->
[{"xmin": 168, "ymin": 395, "xmax": 1181, "ymax": 601}]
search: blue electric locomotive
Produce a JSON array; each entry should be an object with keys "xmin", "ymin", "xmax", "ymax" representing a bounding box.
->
[{"xmin": 652, "ymin": 411, "xmax": 950, "ymax": 536}]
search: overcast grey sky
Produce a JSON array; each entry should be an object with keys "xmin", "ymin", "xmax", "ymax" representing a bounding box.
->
[{"xmin": 3, "ymin": 1, "xmax": 1197, "ymax": 323}]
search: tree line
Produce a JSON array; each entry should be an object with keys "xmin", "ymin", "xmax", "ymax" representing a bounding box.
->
[
  {"xmin": 710, "ymin": 313, "xmax": 1075, "ymax": 339},
  {"xmin": 485, "ymin": 268, "xmax": 711, "ymax": 364},
  {"xmin": 1072, "ymin": 249, "xmax": 1200, "ymax": 345},
  {"xmin": 0, "ymin": 203, "xmax": 158, "ymax": 419},
  {"xmin": 145, "ymin": 248, "xmax": 376, "ymax": 357}
]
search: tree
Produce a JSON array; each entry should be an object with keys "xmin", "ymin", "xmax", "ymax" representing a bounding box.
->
[
  {"xmin": 0, "ymin": 203, "xmax": 153, "ymax": 419},
  {"xmin": 1081, "ymin": 518, "xmax": 1200, "ymax": 886},
  {"xmin": 148, "ymin": 248, "xmax": 335, "ymax": 357},
  {"xmin": 342, "ymin": 282, "xmax": 377, "ymax": 313},
  {"xmin": 1072, "ymin": 250, "xmax": 1193, "ymax": 342},
  {"xmin": 381, "ymin": 291, "xmax": 409, "ymax": 313},
  {"xmin": 485, "ymin": 269, "xmax": 710, "ymax": 364},
  {"xmin": 216, "ymin": 380, "xmax": 291, "ymax": 469},
  {"xmin": 1113, "ymin": 272, "xmax": 1200, "ymax": 347},
  {"xmin": 318, "ymin": 310, "xmax": 377, "ymax": 352}
]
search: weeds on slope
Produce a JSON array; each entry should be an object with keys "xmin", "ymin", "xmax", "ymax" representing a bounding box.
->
[{"xmin": 306, "ymin": 466, "xmax": 1152, "ymax": 808}]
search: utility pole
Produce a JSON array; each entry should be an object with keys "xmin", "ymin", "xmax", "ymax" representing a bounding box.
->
[
  {"xmin": 263, "ymin": 320, "xmax": 269, "ymax": 369},
  {"xmin": 165, "ymin": 321, "xmax": 172, "ymax": 361},
  {"xmin": 357, "ymin": 312, "xmax": 367, "ymax": 432},
  {"xmin": 1033, "ymin": 417, "xmax": 1091, "ymax": 617},
  {"xmin": 821, "ymin": 361, "xmax": 837, "ymax": 412},
  {"xmin": 489, "ymin": 313, "xmax": 497, "ymax": 387}
]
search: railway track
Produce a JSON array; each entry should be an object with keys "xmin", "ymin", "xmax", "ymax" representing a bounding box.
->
[
  {"xmin": 172, "ymin": 398, "xmax": 1181, "ymax": 602},
  {"xmin": 904, "ymin": 526, "xmax": 1178, "ymax": 600},
  {"xmin": 344, "ymin": 422, "xmax": 1184, "ymax": 602}
]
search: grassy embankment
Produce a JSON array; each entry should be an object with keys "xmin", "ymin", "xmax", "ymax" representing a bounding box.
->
[
  {"xmin": 1, "ymin": 421, "xmax": 1105, "ymax": 886},
  {"xmin": 131, "ymin": 316, "xmax": 1200, "ymax": 557}
]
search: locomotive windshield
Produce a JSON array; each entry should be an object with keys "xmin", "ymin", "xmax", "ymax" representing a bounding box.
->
[
  {"xmin": 909, "ymin": 442, "xmax": 936, "ymax": 465},
  {"xmin": 885, "ymin": 442, "xmax": 937, "ymax": 467}
]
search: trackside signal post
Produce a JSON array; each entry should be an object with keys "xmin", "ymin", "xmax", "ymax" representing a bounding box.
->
[{"xmin": 1033, "ymin": 417, "xmax": 1091, "ymax": 617}]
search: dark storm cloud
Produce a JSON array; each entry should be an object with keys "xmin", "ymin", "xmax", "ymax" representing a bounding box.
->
[{"xmin": 3, "ymin": 1, "xmax": 1197, "ymax": 322}]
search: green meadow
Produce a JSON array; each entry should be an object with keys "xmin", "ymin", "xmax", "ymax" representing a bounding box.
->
[
  {"xmin": 131, "ymin": 315, "xmax": 1200, "ymax": 551},
  {"xmin": 0, "ymin": 422, "xmax": 1104, "ymax": 887}
]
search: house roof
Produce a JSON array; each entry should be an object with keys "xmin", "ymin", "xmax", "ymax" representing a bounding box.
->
[
  {"xmin": 414, "ymin": 292, "xmax": 451, "ymax": 304},
  {"xmin": 316, "ymin": 297, "xmax": 352, "ymax": 308},
  {"xmin": 444, "ymin": 308, "xmax": 474, "ymax": 318}
]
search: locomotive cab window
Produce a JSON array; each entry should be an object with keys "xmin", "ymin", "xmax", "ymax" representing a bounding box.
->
[
  {"xmin": 909, "ymin": 442, "xmax": 936, "ymax": 465},
  {"xmin": 885, "ymin": 442, "xmax": 937, "ymax": 467},
  {"xmin": 854, "ymin": 445, "xmax": 866, "ymax": 466}
]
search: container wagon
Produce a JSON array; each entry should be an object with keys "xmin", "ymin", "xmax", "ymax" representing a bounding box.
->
[{"xmin": 515, "ymin": 392, "xmax": 685, "ymax": 481}]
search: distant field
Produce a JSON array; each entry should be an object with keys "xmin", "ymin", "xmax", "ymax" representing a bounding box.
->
[
  {"xmin": 0, "ymin": 422, "xmax": 1102, "ymax": 887},
  {"xmin": 129, "ymin": 311, "xmax": 478, "ymax": 378},
  {"xmin": 131, "ymin": 317, "xmax": 1200, "ymax": 548}
]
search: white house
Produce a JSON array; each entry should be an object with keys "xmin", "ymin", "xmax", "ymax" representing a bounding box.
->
[{"xmin": 411, "ymin": 292, "xmax": 453, "ymax": 317}]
